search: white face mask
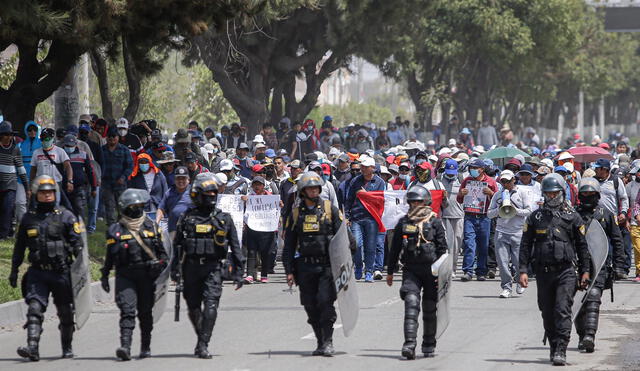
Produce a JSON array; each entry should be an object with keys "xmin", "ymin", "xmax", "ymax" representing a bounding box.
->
[{"xmin": 118, "ymin": 128, "xmax": 128, "ymax": 137}]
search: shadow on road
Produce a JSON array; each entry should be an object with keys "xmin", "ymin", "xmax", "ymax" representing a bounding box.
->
[
  {"xmin": 249, "ymin": 350, "xmax": 347, "ymax": 357},
  {"xmin": 485, "ymin": 358, "xmax": 549, "ymax": 365}
]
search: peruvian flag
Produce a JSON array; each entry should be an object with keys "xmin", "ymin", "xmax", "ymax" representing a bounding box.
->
[{"xmin": 356, "ymin": 190, "xmax": 445, "ymax": 232}]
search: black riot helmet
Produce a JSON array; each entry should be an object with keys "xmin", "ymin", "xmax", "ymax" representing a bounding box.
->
[
  {"xmin": 406, "ymin": 185, "xmax": 432, "ymax": 205},
  {"xmin": 191, "ymin": 173, "xmax": 219, "ymax": 209},
  {"xmin": 541, "ymin": 173, "xmax": 566, "ymax": 194},
  {"xmin": 118, "ymin": 188, "xmax": 150, "ymax": 219},
  {"xmin": 577, "ymin": 177, "xmax": 601, "ymax": 194}
]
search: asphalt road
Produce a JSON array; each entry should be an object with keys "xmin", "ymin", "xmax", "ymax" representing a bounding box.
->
[{"xmin": 0, "ymin": 270, "xmax": 639, "ymax": 371}]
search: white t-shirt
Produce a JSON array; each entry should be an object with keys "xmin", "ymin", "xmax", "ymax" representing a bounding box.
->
[
  {"xmin": 31, "ymin": 146, "xmax": 69, "ymax": 182},
  {"xmin": 143, "ymin": 171, "xmax": 155, "ymax": 191}
]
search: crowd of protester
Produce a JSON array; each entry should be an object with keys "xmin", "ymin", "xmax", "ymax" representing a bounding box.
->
[{"xmin": 0, "ymin": 113, "xmax": 638, "ymax": 294}]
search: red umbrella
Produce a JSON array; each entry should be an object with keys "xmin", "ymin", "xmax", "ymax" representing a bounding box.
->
[{"xmin": 565, "ymin": 146, "xmax": 614, "ymax": 163}]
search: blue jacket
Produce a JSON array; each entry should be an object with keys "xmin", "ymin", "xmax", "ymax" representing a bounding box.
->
[
  {"xmin": 101, "ymin": 143, "xmax": 133, "ymax": 190},
  {"xmin": 18, "ymin": 121, "xmax": 41, "ymax": 181},
  {"xmin": 344, "ymin": 174, "xmax": 386, "ymax": 221},
  {"xmin": 158, "ymin": 185, "xmax": 193, "ymax": 232},
  {"xmin": 127, "ymin": 170, "xmax": 168, "ymax": 212}
]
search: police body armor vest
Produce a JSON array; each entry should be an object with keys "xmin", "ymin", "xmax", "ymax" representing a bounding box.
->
[
  {"xmin": 401, "ymin": 220, "xmax": 437, "ymax": 265},
  {"xmin": 294, "ymin": 200, "xmax": 334, "ymax": 258},
  {"xmin": 532, "ymin": 209, "xmax": 577, "ymax": 266},
  {"xmin": 108, "ymin": 219, "xmax": 162, "ymax": 268},
  {"xmin": 182, "ymin": 212, "xmax": 228, "ymax": 259},
  {"xmin": 24, "ymin": 211, "xmax": 71, "ymax": 269}
]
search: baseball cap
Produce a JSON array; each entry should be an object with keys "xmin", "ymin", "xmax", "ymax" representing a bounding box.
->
[
  {"xmin": 63, "ymin": 134, "xmax": 77, "ymax": 146},
  {"xmin": 219, "ymin": 159, "xmax": 234, "ymax": 171},
  {"xmin": 151, "ymin": 129, "xmax": 162, "ymax": 139},
  {"xmin": 237, "ymin": 143, "xmax": 249, "ymax": 150},
  {"xmin": 158, "ymin": 151, "xmax": 179, "ymax": 164},
  {"xmin": 252, "ymin": 176, "xmax": 266, "ymax": 185},
  {"xmin": 321, "ymin": 163, "xmax": 331, "ymax": 176},
  {"xmin": 151, "ymin": 142, "xmax": 167, "ymax": 151},
  {"xmin": 557, "ymin": 152, "xmax": 574, "ymax": 161},
  {"xmin": 214, "ymin": 172, "xmax": 228, "ymax": 185},
  {"xmin": 252, "ymin": 164, "xmax": 265, "ymax": 173},
  {"xmin": 563, "ymin": 162, "xmax": 574, "ymax": 173},
  {"xmin": 289, "ymin": 160, "xmax": 303, "ymax": 169},
  {"xmin": 517, "ymin": 164, "xmax": 534, "ymax": 175},
  {"xmin": 175, "ymin": 166, "xmax": 189, "ymax": 177},
  {"xmin": 554, "ymin": 165, "xmax": 569, "ymax": 174},
  {"xmin": 380, "ymin": 166, "xmax": 391, "ymax": 175},
  {"xmin": 416, "ymin": 160, "xmax": 432, "ymax": 170},
  {"xmin": 254, "ymin": 143, "xmax": 266, "ymax": 149},
  {"xmin": 593, "ymin": 158, "xmax": 611, "ymax": 169},
  {"xmin": 265, "ymin": 149, "xmax": 276, "ymax": 158},
  {"xmin": 359, "ymin": 156, "xmax": 375, "ymax": 167},
  {"xmin": 500, "ymin": 170, "xmax": 515, "ymax": 181},
  {"xmin": 444, "ymin": 159, "xmax": 459, "ymax": 175},
  {"xmin": 79, "ymin": 122, "xmax": 91, "ymax": 132},
  {"xmin": 469, "ymin": 159, "xmax": 485, "ymax": 168},
  {"xmin": 338, "ymin": 153, "xmax": 350, "ymax": 163},
  {"xmin": 116, "ymin": 117, "xmax": 129, "ymax": 129},
  {"xmin": 324, "ymin": 115, "xmax": 333, "ymax": 121},
  {"xmin": 388, "ymin": 164, "xmax": 399, "ymax": 173},
  {"xmin": 536, "ymin": 166, "xmax": 551, "ymax": 175},
  {"xmin": 308, "ymin": 161, "xmax": 322, "ymax": 170},
  {"xmin": 184, "ymin": 152, "xmax": 197, "ymax": 163}
]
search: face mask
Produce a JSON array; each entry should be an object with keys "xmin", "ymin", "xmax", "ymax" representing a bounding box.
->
[
  {"xmin": 139, "ymin": 163, "xmax": 150, "ymax": 173},
  {"xmin": 416, "ymin": 169, "xmax": 430, "ymax": 183},
  {"xmin": 399, "ymin": 174, "xmax": 409, "ymax": 180},
  {"xmin": 544, "ymin": 193, "xmax": 564, "ymax": 208},
  {"xmin": 37, "ymin": 201, "xmax": 55, "ymax": 212},
  {"xmin": 198, "ymin": 194, "xmax": 217, "ymax": 209},
  {"xmin": 123, "ymin": 205, "xmax": 145, "ymax": 218},
  {"xmin": 118, "ymin": 128, "xmax": 128, "ymax": 137},
  {"xmin": 578, "ymin": 194, "xmax": 599, "ymax": 209},
  {"xmin": 351, "ymin": 170, "xmax": 360, "ymax": 177},
  {"xmin": 635, "ymin": 176, "xmax": 640, "ymax": 183},
  {"xmin": 255, "ymin": 153, "xmax": 266, "ymax": 161},
  {"xmin": 64, "ymin": 146, "xmax": 76, "ymax": 154},
  {"xmin": 470, "ymin": 169, "xmax": 480, "ymax": 178},
  {"xmin": 42, "ymin": 138, "xmax": 54, "ymax": 149},
  {"xmin": 322, "ymin": 174, "xmax": 330, "ymax": 181},
  {"xmin": 213, "ymin": 147, "xmax": 219, "ymax": 154}
]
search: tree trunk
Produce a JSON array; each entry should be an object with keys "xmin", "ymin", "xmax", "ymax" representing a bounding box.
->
[
  {"xmin": 54, "ymin": 65, "xmax": 79, "ymax": 129},
  {"xmin": 89, "ymin": 48, "xmax": 114, "ymax": 121},
  {"xmin": 122, "ymin": 35, "xmax": 141, "ymax": 122}
]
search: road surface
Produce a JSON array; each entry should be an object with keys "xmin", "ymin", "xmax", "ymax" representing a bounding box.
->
[{"xmin": 0, "ymin": 271, "xmax": 639, "ymax": 371}]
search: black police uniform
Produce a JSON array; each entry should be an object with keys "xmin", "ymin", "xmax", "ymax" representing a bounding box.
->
[
  {"xmin": 387, "ymin": 211, "xmax": 447, "ymax": 358},
  {"xmin": 101, "ymin": 217, "xmax": 168, "ymax": 358},
  {"xmin": 283, "ymin": 199, "xmax": 345, "ymax": 356},
  {"xmin": 172, "ymin": 205, "xmax": 244, "ymax": 357},
  {"xmin": 574, "ymin": 205, "xmax": 626, "ymax": 351},
  {"xmin": 519, "ymin": 204, "xmax": 590, "ymax": 361},
  {"xmin": 11, "ymin": 206, "xmax": 83, "ymax": 360}
]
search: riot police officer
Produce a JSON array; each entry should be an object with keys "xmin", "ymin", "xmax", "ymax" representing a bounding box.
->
[
  {"xmin": 386, "ymin": 185, "xmax": 447, "ymax": 359},
  {"xmin": 519, "ymin": 173, "xmax": 591, "ymax": 366},
  {"xmin": 171, "ymin": 173, "xmax": 244, "ymax": 359},
  {"xmin": 100, "ymin": 188, "xmax": 169, "ymax": 360},
  {"xmin": 283, "ymin": 172, "xmax": 347, "ymax": 357},
  {"xmin": 9, "ymin": 175, "xmax": 83, "ymax": 361},
  {"xmin": 574, "ymin": 177, "xmax": 626, "ymax": 353}
]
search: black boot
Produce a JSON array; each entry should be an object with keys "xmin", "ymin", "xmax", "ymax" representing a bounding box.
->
[
  {"xmin": 422, "ymin": 299, "xmax": 437, "ymax": 358},
  {"xmin": 139, "ymin": 332, "xmax": 151, "ymax": 358},
  {"xmin": 548, "ymin": 340, "xmax": 556, "ymax": 362},
  {"xmin": 195, "ymin": 304, "xmax": 217, "ymax": 359},
  {"xmin": 116, "ymin": 328, "xmax": 132, "ymax": 361},
  {"xmin": 320, "ymin": 323, "xmax": 335, "ymax": 357},
  {"xmin": 577, "ymin": 336, "xmax": 585, "ymax": 351},
  {"xmin": 582, "ymin": 334, "xmax": 595, "ymax": 353},
  {"xmin": 401, "ymin": 294, "xmax": 420, "ymax": 360},
  {"xmin": 311, "ymin": 324, "xmax": 324, "ymax": 356},
  {"xmin": 552, "ymin": 342, "xmax": 567, "ymax": 366},
  {"xmin": 60, "ymin": 324, "xmax": 74, "ymax": 358},
  {"xmin": 17, "ymin": 322, "xmax": 41, "ymax": 362}
]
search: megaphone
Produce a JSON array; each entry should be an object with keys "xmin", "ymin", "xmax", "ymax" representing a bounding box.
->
[{"xmin": 499, "ymin": 190, "xmax": 516, "ymax": 219}]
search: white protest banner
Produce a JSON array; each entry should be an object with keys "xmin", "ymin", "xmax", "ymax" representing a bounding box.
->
[
  {"xmin": 463, "ymin": 181, "xmax": 488, "ymax": 213},
  {"xmin": 245, "ymin": 195, "xmax": 281, "ymax": 232},
  {"xmin": 217, "ymin": 194, "xmax": 245, "ymax": 243}
]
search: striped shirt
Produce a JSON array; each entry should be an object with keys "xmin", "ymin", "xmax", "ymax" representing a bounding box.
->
[{"xmin": 0, "ymin": 142, "xmax": 28, "ymax": 191}]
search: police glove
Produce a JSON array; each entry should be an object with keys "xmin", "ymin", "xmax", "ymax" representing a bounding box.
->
[
  {"xmin": 101, "ymin": 276, "xmax": 110, "ymax": 293},
  {"xmin": 8, "ymin": 271, "xmax": 18, "ymax": 288}
]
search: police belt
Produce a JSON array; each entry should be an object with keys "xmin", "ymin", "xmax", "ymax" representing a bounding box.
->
[
  {"xmin": 33, "ymin": 263, "xmax": 68, "ymax": 273},
  {"xmin": 185, "ymin": 256, "xmax": 220, "ymax": 265},
  {"xmin": 298, "ymin": 256, "xmax": 329, "ymax": 264},
  {"xmin": 537, "ymin": 263, "xmax": 573, "ymax": 273}
]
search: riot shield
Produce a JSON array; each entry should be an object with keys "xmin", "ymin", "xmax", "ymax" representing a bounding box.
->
[
  {"xmin": 329, "ymin": 223, "xmax": 359, "ymax": 337},
  {"xmin": 152, "ymin": 228, "xmax": 173, "ymax": 323},
  {"xmin": 70, "ymin": 219, "xmax": 92, "ymax": 330},
  {"xmin": 431, "ymin": 253, "xmax": 452, "ymax": 339},
  {"xmin": 572, "ymin": 219, "xmax": 608, "ymax": 321}
]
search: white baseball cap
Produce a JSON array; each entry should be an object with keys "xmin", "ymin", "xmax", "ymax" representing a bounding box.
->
[
  {"xmin": 219, "ymin": 159, "xmax": 234, "ymax": 171},
  {"xmin": 380, "ymin": 166, "xmax": 391, "ymax": 175},
  {"xmin": 214, "ymin": 172, "xmax": 228, "ymax": 185},
  {"xmin": 359, "ymin": 155, "xmax": 375, "ymax": 167},
  {"xmin": 116, "ymin": 117, "xmax": 129, "ymax": 129},
  {"xmin": 500, "ymin": 170, "xmax": 515, "ymax": 181}
]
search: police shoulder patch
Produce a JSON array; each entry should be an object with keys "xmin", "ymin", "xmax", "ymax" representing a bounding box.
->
[
  {"xmin": 579, "ymin": 225, "xmax": 586, "ymax": 235},
  {"xmin": 73, "ymin": 222, "xmax": 84, "ymax": 234},
  {"xmin": 27, "ymin": 228, "xmax": 38, "ymax": 237},
  {"xmin": 106, "ymin": 238, "xmax": 116, "ymax": 245}
]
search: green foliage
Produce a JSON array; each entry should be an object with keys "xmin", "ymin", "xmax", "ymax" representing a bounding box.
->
[
  {"xmin": 186, "ymin": 64, "xmax": 239, "ymax": 129},
  {"xmin": 0, "ymin": 54, "xmax": 17, "ymax": 90},
  {"xmin": 308, "ymin": 102, "xmax": 399, "ymax": 127}
]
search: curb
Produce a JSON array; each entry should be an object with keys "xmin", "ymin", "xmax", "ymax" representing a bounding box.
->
[{"xmin": 0, "ymin": 278, "xmax": 114, "ymax": 329}]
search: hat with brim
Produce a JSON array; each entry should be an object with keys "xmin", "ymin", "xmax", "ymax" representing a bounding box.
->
[
  {"xmin": 158, "ymin": 151, "xmax": 179, "ymax": 164},
  {"xmin": 252, "ymin": 176, "xmax": 266, "ymax": 185}
]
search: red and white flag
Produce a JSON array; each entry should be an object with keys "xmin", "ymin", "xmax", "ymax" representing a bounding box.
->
[{"xmin": 356, "ymin": 190, "xmax": 445, "ymax": 232}]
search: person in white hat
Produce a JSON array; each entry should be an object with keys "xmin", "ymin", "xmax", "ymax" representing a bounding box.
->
[
  {"xmin": 379, "ymin": 166, "xmax": 393, "ymax": 190},
  {"xmin": 219, "ymin": 159, "xmax": 249, "ymax": 195},
  {"xmin": 487, "ymin": 170, "xmax": 531, "ymax": 298}
]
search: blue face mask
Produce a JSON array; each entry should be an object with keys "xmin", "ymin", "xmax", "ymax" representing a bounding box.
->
[
  {"xmin": 64, "ymin": 146, "xmax": 75, "ymax": 154},
  {"xmin": 139, "ymin": 163, "xmax": 150, "ymax": 173},
  {"xmin": 322, "ymin": 174, "xmax": 330, "ymax": 181},
  {"xmin": 470, "ymin": 169, "xmax": 480, "ymax": 178}
]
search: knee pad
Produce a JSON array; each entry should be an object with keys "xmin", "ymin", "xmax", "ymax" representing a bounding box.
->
[
  {"xmin": 203, "ymin": 299, "xmax": 218, "ymax": 319},
  {"xmin": 27, "ymin": 300, "xmax": 44, "ymax": 323},
  {"xmin": 56, "ymin": 304, "xmax": 74, "ymax": 327},
  {"xmin": 404, "ymin": 293, "xmax": 420, "ymax": 320},
  {"xmin": 586, "ymin": 287, "xmax": 602, "ymax": 303}
]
